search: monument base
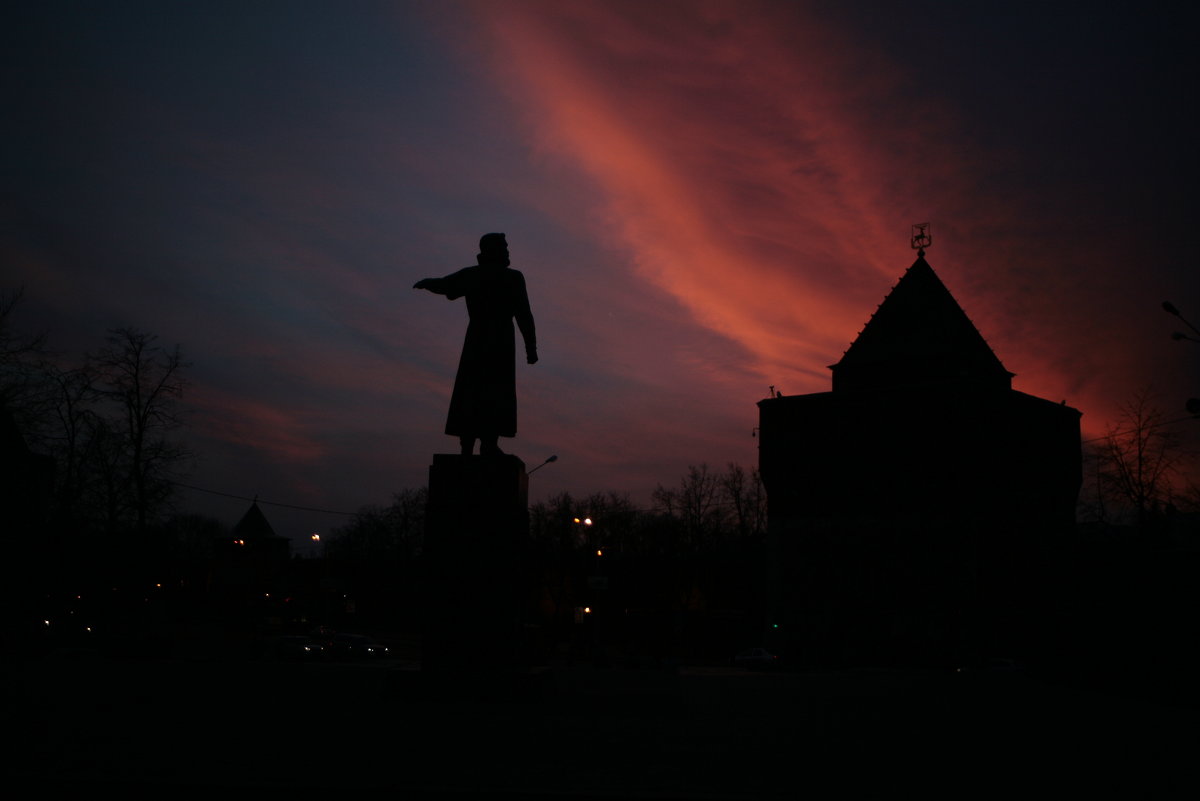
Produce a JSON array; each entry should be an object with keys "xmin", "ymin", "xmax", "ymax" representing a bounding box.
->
[{"xmin": 422, "ymin": 454, "xmax": 529, "ymax": 674}]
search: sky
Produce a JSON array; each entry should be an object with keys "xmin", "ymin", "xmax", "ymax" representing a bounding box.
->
[{"xmin": 4, "ymin": 1, "xmax": 1197, "ymax": 546}]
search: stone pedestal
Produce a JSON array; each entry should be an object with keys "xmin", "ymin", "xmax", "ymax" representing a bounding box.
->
[{"xmin": 422, "ymin": 454, "xmax": 528, "ymax": 674}]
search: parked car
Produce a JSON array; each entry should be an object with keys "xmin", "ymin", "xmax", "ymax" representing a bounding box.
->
[
  {"xmin": 327, "ymin": 632, "xmax": 390, "ymax": 659},
  {"xmin": 265, "ymin": 635, "xmax": 326, "ymax": 661},
  {"xmin": 733, "ymin": 647, "xmax": 779, "ymax": 670}
]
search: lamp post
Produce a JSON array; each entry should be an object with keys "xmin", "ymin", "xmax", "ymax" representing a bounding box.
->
[
  {"xmin": 1163, "ymin": 301, "xmax": 1200, "ymax": 341},
  {"xmin": 527, "ymin": 454, "xmax": 558, "ymax": 475},
  {"xmin": 1163, "ymin": 301, "xmax": 1200, "ymax": 416}
]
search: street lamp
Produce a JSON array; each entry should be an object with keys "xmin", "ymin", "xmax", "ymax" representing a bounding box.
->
[
  {"xmin": 1164, "ymin": 301, "xmax": 1200, "ymax": 342},
  {"xmin": 1163, "ymin": 301, "xmax": 1200, "ymax": 415},
  {"xmin": 527, "ymin": 454, "xmax": 558, "ymax": 475}
]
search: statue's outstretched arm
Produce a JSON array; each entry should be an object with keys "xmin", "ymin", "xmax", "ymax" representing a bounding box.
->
[
  {"xmin": 413, "ymin": 277, "xmax": 451, "ymax": 295},
  {"xmin": 414, "ymin": 268, "xmax": 471, "ymax": 300}
]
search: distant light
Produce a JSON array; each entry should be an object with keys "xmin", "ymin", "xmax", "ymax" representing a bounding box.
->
[
  {"xmin": 573, "ymin": 517, "xmax": 581, "ymax": 524},
  {"xmin": 584, "ymin": 607, "xmax": 592, "ymax": 614},
  {"xmin": 596, "ymin": 549, "xmax": 603, "ymax": 556},
  {"xmin": 311, "ymin": 533, "xmax": 320, "ymax": 542},
  {"xmin": 43, "ymin": 620, "xmax": 50, "ymax": 627},
  {"xmin": 584, "ymin": 518, "xmax": 593, "ymax": 526}
]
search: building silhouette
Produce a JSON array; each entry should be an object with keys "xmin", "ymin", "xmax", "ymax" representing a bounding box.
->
[
  {"xmin": 758, "ymin": 251, "xmax": 1081, "ymax": 666},
  {"xmin": 211, "ymin": 500, "xmax": 290, "ymax": 596},
  {"xmin": 221, "ymin": 500, "xmax": 290, "ymax": 561}
]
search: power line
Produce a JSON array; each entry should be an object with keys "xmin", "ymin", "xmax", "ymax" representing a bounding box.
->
[
  {"xmin": 170, "ymin": 453, "xmax": 565, "ymax": 518},
  {"xmin": 169, "ymin": 480, "xmax": 359, "ymax": 517}
]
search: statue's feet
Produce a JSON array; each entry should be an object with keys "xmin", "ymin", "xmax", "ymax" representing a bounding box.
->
[{"xmin": 480, "ymin": 439, "xmax": 504, "ymax": 457}]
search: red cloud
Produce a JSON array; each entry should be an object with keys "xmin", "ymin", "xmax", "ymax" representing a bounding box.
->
[
  {"xmin": 473, "ymin": 3, "xmax": 989, "ymax": 398},
  {"xmin": 464, "ymin": 1, "xmax": 1181, "ymax": 448},
  {"xmin": 188, "ymin": 385, "xmax": 327, "ymax": 463}
]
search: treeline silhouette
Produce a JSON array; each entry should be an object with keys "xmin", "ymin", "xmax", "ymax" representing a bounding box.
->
[
  {"xmin": 325, "ymin": 463, "xmax": 766, "ymax": 560},
  {"xmin": 1077, "ymin": 387, "xmax": 1200, "ymax": 530},
  {"xmin": 2, "ymin": 288, "xmax": 207, "ymax": 657},
  {"xmin": 2, "ymin": 289, "xmax": 190, "ymax": 542},
  {"xmin": 321, "ymin": 464, "xmax": 769, "ymax": 662}
]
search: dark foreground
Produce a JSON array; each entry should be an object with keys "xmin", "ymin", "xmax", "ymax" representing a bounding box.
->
[{"xmin": 6, "ymin": 647, "xmax": 1195, "ymax": 798}]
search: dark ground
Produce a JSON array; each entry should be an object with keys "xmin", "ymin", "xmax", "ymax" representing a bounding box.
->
[{"xmin": 5, "ymin": 635, "xmax": 1196, "ymax": 799}]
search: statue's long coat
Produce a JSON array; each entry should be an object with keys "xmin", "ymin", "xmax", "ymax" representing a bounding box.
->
[{"xmin": 424, "ymin": 264, "xmax": 536, "ymax": 438}]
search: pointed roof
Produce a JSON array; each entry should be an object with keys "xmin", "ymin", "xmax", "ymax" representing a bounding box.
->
[
  {"xmin": 830, "ymin": 253, "xmax": 1013, "ymax": 393},
  {"xmin": 232, "ymin": 500, "xmax": 284, "ymax": 541}
]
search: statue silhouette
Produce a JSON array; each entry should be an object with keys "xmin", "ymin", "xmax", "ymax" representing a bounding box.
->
[{"xmin": 414, "ymin": 233, "xmax": 537, "ymax": 456}]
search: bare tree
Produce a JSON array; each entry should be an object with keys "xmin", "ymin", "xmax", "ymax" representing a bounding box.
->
[
  {"xmin": 720, "ymin": 462, "xmax": 767, "ymax": 541},
  {"xmin": 528, "ymin": 490, "xmax": 640, "ymax": 554},
  {"xmin": 653, "ymin": 463, "xmax": 765, "ymax": 551},
  {"xmin": 44, "ymin": 365, "xmax": 101, "ymax": 524},
  {"xmin": 329, "ymin": 487, "xmax": 428, "ymax": 561},
  {"xmin": 90, "ymin": 328, "xmax": 190, "ymax": 534},
  {"xmin": 654, "ymin": 463, "xmax": 725, "ymax": 551},
  {"xmin": 528, "ymin": 491, "xmax": 579, "ymax": 555},
  {"xmin": 0, "ymin": 286, "xmax": 50, "ymax": 423},
  {"xmin": 1098, "ymin": 389, "xmax": 1193, "ymax": 527}
]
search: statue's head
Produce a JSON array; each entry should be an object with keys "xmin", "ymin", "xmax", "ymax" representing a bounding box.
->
[{"xmin": 478, "ymin": 232, "xmax": 510, "ymax": 267}]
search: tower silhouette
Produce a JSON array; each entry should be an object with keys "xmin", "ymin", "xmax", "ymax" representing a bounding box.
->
[{"xmin": 758, "ymin": 250, "xmax": 1081, "ymax": 666}]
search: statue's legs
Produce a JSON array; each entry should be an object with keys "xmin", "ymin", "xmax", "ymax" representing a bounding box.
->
[{"xmin": 460, "ymin": 434, "xmax": 504, "ymax": 456}]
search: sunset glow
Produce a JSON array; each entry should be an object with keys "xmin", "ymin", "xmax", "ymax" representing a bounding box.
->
[{"xmin": 5, "ymin": 1, "xmax": 1196, "ymax": 540}]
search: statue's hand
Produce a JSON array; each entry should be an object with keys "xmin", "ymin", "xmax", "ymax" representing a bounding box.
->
[{"xmin": 413, "ymin": 278, "xmax": 431, "ymax": 290}]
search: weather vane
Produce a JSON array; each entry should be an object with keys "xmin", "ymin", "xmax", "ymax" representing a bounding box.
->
[{"xmin": 911, "ymin": 222, "xmax": 932, "ymax": 256}]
